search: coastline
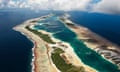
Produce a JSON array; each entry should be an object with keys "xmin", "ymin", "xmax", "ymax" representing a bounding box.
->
[
  {"xmin": 60, "ymin": 16, "xmax": 120, "ymax": 69},
  {"xmin": 21, "ymin": 31, "xmax": 36, "ymax": 72},
  {"xmin": 13, "ymin": 15, "xmax": 97, "ymax": 72},
  {"xmin": 13, "ymin": 18, "xmax": 38, "ymax": 72},
  {"xmin": 13, "ymin": 25, "xmax": 36, "ymax": 72},
  {"xmin": 13, "ymin": 17, "xmax": 58, "ymax": 72}
]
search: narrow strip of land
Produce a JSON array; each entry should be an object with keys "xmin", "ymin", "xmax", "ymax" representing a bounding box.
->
[
  {"xmin": 13, "ymin": 15, "xmax": 97, "ymax": 72},
  {"xmin": 59, "ymin": 16, "xmax": 120, "ymax": 68}
]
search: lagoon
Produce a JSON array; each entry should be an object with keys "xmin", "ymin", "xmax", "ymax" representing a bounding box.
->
[{"xmin": 34, "ymin": 15, "xmax": 120, "ymax": 72}]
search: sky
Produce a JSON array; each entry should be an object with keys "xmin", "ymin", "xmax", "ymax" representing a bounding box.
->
[{"xmin": 0, "ymin": 0, "xmax": 120, "ymax": 14}]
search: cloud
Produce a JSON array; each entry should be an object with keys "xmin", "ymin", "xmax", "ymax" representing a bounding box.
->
[
  {"xmin": 23, "ymin": 0, "xmax": 92, "ymax": 11},
  {"xmin": 92, "ymin": 0, "xmax": 120, "ymax": 14},
  {"xmin": 0, "ymin": 0, "xmax": 120, "ymax": 14},
  {"xmin": 0, "ymin": 0, "xmax": 92, "ymax": 11},
  {"xmin": 50, "ymin": 0, "xmax": 92, "ymax": 11}
]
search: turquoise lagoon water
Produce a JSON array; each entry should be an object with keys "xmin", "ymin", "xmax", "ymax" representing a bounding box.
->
[{"xmin": 34, "ymin": 15, "xmax": 120, "ymax": 72}]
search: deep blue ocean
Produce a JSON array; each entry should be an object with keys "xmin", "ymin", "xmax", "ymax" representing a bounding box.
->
[{"xmin": 0, "ymin": 9, "xmax": 120, "ymax": 72}]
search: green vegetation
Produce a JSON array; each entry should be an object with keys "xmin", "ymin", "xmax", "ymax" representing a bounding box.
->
[
  {"xmin": 54, "ymin": 48, "xmax": 64, "ymax": 54},
  {"xmin": 51, "ymin": 48, "xmax": 86, "ymax": 72},
  {"xmin": 25, "ymin": 26, "xmax": 55, "ymax": 44}
]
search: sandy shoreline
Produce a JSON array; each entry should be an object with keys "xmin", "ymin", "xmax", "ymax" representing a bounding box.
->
[
  {"xmin": 13, "ymin": 17, "xmax": 58, "ymax": 72},
  {"xmin": 13, "ymin": 26, "xmax": 36, "ymax": 72},
  {"xmin": 13, "ymin": 15, "xmax": 98, "ymax": 72}
]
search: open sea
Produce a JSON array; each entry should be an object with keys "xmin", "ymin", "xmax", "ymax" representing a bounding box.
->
[{"xmin": 0, "ymin": 9, "xmax": 120, "ymax": 72}]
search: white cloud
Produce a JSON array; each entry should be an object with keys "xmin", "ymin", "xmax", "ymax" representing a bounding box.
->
[
  {"xmin": 50, "ymin": 0, "xmax": 92, "ymax": 11},
  {"xmin": 92, "ymin": 0, "xmax": 120, "ymax": 14},
  {"xmin": 0, "ymin": 0, "xmax": 120, "ymax": 14},
  {"xmin": 8, "ymin": 1, "xmax": 16, "ymax": 7},
  {"xmin": 0, "ymin": 0, "xmax": 92, "ymax": 11}
]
